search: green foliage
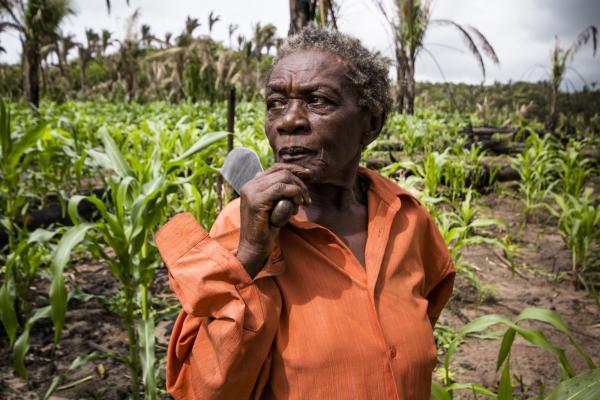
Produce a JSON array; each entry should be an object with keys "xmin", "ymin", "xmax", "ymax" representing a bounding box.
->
[
  {"xmin": 434, "ymin": 307, "xmax": 597, "ymax": 399},
  {"xmin": 511, "ymin": 132, "xmax": 558, "ymax": 222},
  {"xmin": 550, "ymin": 188, "xmax": 600, "ymax": 289}
]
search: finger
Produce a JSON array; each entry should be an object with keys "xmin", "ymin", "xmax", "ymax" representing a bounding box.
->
[
  {"xmin": 264, "ymin": 163, "xmax": 312, "ymax": 179},
  {"xmin": 260, "ymin": 183, "xmax": 305, "ymax": 206},
  {"xmin": 254, "ymin": 170, "xmax": 311, "ymax": 204}
]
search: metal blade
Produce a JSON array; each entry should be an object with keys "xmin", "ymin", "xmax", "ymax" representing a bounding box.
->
[{"xmin": 220, "ymin": 147, "xmax": 264, "ymax": 194}]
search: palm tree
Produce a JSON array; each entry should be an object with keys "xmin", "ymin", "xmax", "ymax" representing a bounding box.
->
[
  {"xmin": 289, "ymin": 0, "xmax": 315, "ymax": 35},
  {"xmin": 185, "ymin": 16, "xmax": 200, "ymax": 37},
  {"xmin": 208, "ymin": 11, "xmax": 220, "ymax": 36},
  {"xmin": 288, "ymin": 0, "xmax": 338, "ymax": 34},
  {"xmin": 228, "ymin": 23, "xmax": 238, "ymax": 48},
  {"xmin": 100, "ymin": 29, "xmax": 113, "ymax": 58},
  {"xmin": 117, "ymin": 8, "xmax": 141, "ymax": 100},
  {"xmin": 317, "ymin": 0, "xmax": 338, "ymax": 29},
  {"xmin": 252, "ymin": 22, "xmax": 277, "ymax": 85},
  {"xmin": 54, "ymin": 31, "xmax": 76, "ymax": 77},
  {"xmin": 547, "ymin": 25, "xmax": 597, "ymax": 130},
  {"xmin": 375, "ymin": 0, "xmax": 499, "ymax": 114},
  {"xmin": 163, "ymin": 32, "xmax": 172, "ymax": 48},
  {"xmin": 140, "ymin": 23, "xmax": 154, "ymax": 48},
  {"xmin": 0, "ymin": 0, "xmax": 74, "ymax": 106}
]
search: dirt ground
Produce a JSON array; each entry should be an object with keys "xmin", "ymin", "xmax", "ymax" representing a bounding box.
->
[{"xmin": 1, "ymin": 190, "xmax": 598, "ymax": 399}]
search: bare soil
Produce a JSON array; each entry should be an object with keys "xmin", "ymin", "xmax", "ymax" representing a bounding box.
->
[{"xmin": 1, "ymin": 191, "xmax": 598, "ymax": 399}]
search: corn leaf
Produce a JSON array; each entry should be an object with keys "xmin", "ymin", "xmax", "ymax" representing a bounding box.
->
[
  {"xmin": 516, "ymin": 307, "xmax": 596, "ymax": 369},
  {"xmin": 50, "ymin": 224, "xmax": 94, "ymax": 344},
  {"xmin": 497, "ymin": 359, "xmax": 513, "ymax": 400},
  {"xmin": 431, "ymin": 381, "xmax": 452, "ymax": 400},
  {"xmin": 139, "ymin": 316, "xmax": 157, "ymax": 400},
  {"xmin": 0, "ymin": 276, "xmax": 18, "ymax": 346},
  {"xmin": 99, "ymin": 126, "xmax": 133, "ymax": 177},
  {"xmin": 12, "ymin": 305, "xmax": 51, "ymax": 379},
  {"xmin": 7, "ymin": 122, "xmax": 49, "ymax": 171},
  {"xmin": 545, "ymin": 368, "xmax": 600, "ymax": 400},
  {"xmin": 496, "ymin": 328, "xmax": 516, "ymax": 371},
  {"xmin": 168, "ymin": 130, "xmax": 228, "ymax": 167},
  {"xmin": 44, "ymin": 351, "xmax": 101, "ymax": 400}
]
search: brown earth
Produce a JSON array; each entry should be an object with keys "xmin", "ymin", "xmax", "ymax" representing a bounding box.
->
[{"xmin": 1, "ymin": 191, "xmax": 598, "ymax": 399}]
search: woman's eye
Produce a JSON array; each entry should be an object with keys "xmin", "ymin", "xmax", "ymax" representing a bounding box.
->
[
  {"xmin": 308, "ymin": 95, "xmax": 327, "ymax": 105},
  {"xmin": 267, "ymin": 98, "xmax": 286, "ymax": 110}
]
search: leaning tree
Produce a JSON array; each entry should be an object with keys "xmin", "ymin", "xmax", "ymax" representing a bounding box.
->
[
  {"xmin": 375, "ymin": 0, "xmax": 499, "ymax": 114},
  {"xmin": 0, "ymin": 0, "xmax": 74, "ymax": 107}
]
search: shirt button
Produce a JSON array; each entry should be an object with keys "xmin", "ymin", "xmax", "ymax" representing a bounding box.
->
[{"xmin": 388, "ymin": 346, "xmax": 397, "ymax": 359}]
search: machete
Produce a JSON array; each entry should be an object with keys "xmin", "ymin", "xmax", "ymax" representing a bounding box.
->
[{"xmin": 221, "ymin": 147, "xmax": 295, "ymax": 227}]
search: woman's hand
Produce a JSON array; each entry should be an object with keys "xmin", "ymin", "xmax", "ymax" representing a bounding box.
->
[{"xmin": 237, "ymin": 163, "xmax": 311, "ymax": 277}]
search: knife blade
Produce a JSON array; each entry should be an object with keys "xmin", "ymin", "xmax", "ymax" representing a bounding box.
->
[{"xmin": 221, "ymin": 147, "xmax": 295, "ymax": 227}]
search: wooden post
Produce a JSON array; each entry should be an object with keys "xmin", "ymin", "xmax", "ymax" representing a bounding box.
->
[{"xmin": 227, "ymin": 87, "xmax": 235, "ymax": 152}]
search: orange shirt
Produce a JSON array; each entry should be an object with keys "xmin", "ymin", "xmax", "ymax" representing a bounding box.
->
[{"xmin": 156, "ymin": 167, "xmax": 455, "ymax": 399}]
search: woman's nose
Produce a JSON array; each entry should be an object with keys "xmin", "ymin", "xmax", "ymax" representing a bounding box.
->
[{"xmin": 276, "ymin": 100, "xmax": 309, "ymax": 135}]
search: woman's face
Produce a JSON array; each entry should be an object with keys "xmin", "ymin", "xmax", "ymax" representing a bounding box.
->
[{"xmin": 265, "ymin": 49, "xmax": 376, "ymax": 186}]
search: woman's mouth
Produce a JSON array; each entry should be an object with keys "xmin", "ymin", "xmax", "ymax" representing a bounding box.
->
[{"xmin": 278, "ymin": 146, "xmax": 316, "ymax": 162}]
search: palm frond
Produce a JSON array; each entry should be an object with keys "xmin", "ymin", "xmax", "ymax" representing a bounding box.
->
[
  {"xmin": 105, "ymin": 0, "xmax": 130, "ymax": 15},
  {"xmin": 467, "ymin": 25, "xmax": 500, "ymax": 64},
  {"xmin": 0, "ymin": 20, "xmax": 23, "ymax": 33},
  {"xmin": 433, "ymin": 19, "xmax": 486, "ymax": 79},
  {"xmin": 566, "ymin": 25, "xmax": 597, "ymax": 60}
]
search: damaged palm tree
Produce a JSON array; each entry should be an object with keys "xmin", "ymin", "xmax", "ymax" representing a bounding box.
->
[
  {"xmin": 375, "ymin": 0, "xmax": 499, "ymax": 114},
  {"xmin": 547, "ymin": 25, "xmax": 597, "ymax": 131}
]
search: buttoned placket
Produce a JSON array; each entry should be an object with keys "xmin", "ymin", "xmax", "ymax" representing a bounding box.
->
[{"xmin": 364, "ymin": 189, "xmax": 403, "ymax": 399}]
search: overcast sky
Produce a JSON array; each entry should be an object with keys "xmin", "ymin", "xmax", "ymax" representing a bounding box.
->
[{"xmin": 1, "ymin": 0, "xmax": 599, "ymax": 90}]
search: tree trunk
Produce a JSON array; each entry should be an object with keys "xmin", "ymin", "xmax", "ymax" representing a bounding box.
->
[
  {"xmin": 548, "ymin": 83, "xmax": 558, "ymax": 131},
  {"xmin": 406, "ymin": 58, "xmax": 416, "ymax": 115},
  {"xmin": 22, "ymin": 43, "xmax": 30, "ymax": 102},
  {"xmin": 26, "ymin": 41, "xmax": 41, "ymax": 107},
  {"xmin": 289, "ymin": 0, "xmax": 315, "ymax": 35},
  {"xmin": 319, "ymin": 0, "xmax": 327, "ymax": 27},
  {"xmin": 395, "ymin": 46, "xmax": 406, "ymax": 114}
]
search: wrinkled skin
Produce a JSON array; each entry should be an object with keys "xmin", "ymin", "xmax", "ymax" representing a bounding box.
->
[{"xmin": 236, "ymin": 49, "xmax": 383, "ymax": 277}]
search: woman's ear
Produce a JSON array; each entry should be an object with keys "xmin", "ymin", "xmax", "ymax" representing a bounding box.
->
[{"xmin": 361, "ymin": 111, "xmax": 385, "ymax": 147}]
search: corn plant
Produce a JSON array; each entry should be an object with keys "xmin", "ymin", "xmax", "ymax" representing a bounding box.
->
[
  {"xmin": 510, "ymin": 133, "xmax": 558, "ymax": 225},
  {"xmin": 436, "ymin": 190, "xmax": 509, "ymax": 291},
  {"xmin": 0, "ymin": 99, "xmax": 55, "ymax": 363},
  {"xmin": 63, "ymin": 127, "xmax": 227, "ymax": 399},
  {"xmin": 550, "ymin": 188, "xmax": 600, "ymax": 289},
  {"xmin": 556, "ymin": 139, "xmax": 594, "ymax": 198},
  {"xmin": 433, "ymin": 307, "xmax": 597, "ymax": 399}
]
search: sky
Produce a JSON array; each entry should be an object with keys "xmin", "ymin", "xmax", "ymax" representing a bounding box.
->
[{"xmin": 1, "ymin": 0, "xmax": 599, "ymax": 90}]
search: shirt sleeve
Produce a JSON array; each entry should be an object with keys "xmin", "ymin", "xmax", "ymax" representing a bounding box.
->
[
  {"xmin": 155, "ymin": 211, "xmax": 281, "ymax": 399},
  {"xmin": 420, "ymin": 210, "xmax": 456, "ymax": 327}
]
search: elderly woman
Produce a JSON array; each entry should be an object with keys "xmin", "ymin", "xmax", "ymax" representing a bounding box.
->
[{"xmin": 156, "ymin": 28, "xmax": 454, "ymax": 399}]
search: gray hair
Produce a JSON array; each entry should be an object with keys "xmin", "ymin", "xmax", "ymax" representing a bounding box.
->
[{"xmin": 272, "ymin": 27, "xmax": 392, "ymax": 119}]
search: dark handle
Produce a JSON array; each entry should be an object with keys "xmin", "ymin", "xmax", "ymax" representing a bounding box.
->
[{"xmin": 270, "ymin": 199, "xmax": 295, "ymax": 227}]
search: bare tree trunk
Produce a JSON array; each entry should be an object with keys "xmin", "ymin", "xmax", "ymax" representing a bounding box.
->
[
  {"xmin": 78, "ymin": 47, "xmax": 88, "ymax": 90},
  {"xmin": 319, "ymin": 0, "xmax": 327, "ymax": 27},
  {"xmin": 548, "ymin": 83, "xmax": 558, "ymax": 131},
  {"xmin": 406, "ymin": 58, "xmax": 416, "ymax": 115},
  {"xmin": 289, "ymin": 0, "xmax": 315, "ymax": 35},
  {"xmin": 395, "ymin": 46, "xmax": 406, "ymax": 114},
  {"xmin": 227, "ymin": 87, "xmax": 235, "ymax": 153},
  {"xmin": 26, "ymin": 41, "xmax": 41, "ymax": 107},
  {"xmin": 41, "ymin": 59, "xmax": 48, "ymax": 96},
  {"xmin": 22, "ymin": 43, "xmax": 30, "ymax": 102}
]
